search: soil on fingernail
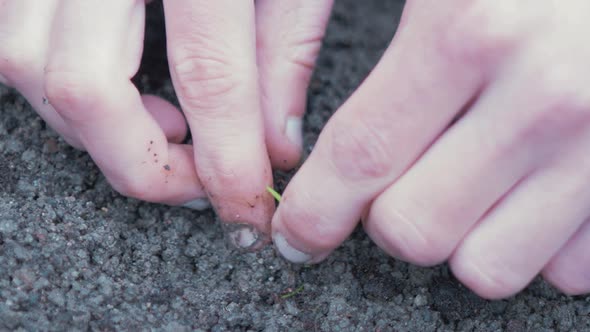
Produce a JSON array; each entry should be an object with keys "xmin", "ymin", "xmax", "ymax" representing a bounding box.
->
[{"xmin": 0, "ymin": 1, "xmax": 585, "ymax": 331}]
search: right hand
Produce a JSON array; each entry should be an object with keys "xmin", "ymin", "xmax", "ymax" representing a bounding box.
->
[{"xmin": 271, "ymin": 0, "xmax": 590, "ymax": 299}]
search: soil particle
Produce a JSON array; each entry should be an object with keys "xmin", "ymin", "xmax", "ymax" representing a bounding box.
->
[{"xmin": 0, "ymin": 1, "xmax": 588, "ymax": 331}]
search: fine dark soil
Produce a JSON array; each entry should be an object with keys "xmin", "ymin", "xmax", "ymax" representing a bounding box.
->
[{"xmin": 1, "ymin": 1, "xmax": 589, "ymax": 331}]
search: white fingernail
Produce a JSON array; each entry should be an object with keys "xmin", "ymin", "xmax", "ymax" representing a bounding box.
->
[
  {"xmin": 226, "ymin": 224, "xmax": 260, "ymax": 249},
  {"xmin": 285, "ymin": 117, "xmax": 303, "ymax": 148},
  {"xmin": 0, "ymin": 74, "xmax": 8, "ymax": 85},
  {"xmin": 182, "ymin": 198, "xmax": 211, "ymax": 211},
  {"xmin": 273, "ymin": 232, "xmax": 312, "ymax": 264}
]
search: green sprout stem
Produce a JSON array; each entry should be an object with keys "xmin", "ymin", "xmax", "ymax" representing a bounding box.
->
[
  {"xmin": 266, "ymin": 186, "xmax": 282, "ymax": 202},
  {"xmin": 280, "ymin": 285, "xmax": 304, "ymax": 299}
]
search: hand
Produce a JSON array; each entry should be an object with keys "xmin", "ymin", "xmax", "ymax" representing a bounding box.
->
[
  {"xmin": 162, "ymin": 0, "xmax": 332, "ymax": 248},
  {"xmin": 0, "ymin": 0, "xmax": 206, "ymax": 208},
  {"xmin": 271, "ymin": 0, "xmax": 590, "ymax": 298},
  {"xmin": 0, "ymin": 0, "xmax": 334, "ymax": 250}
]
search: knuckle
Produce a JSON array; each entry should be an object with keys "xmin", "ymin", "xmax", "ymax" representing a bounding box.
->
[
  {"xmin": 368, "ymin": 203, "xmax": 447, "ymax": 266},
  {"xmin": 543, "ymin": 263, "xmax": 590, "ymax": 296},
  {"xmin": 258, "ymin": 31, "xmax": 321, "ymax": 74},
  {"xmin": 111, "ymin": 175, "xmax": 157, "ymax": 202},
  {"xmin": 533, "ymin": 68, "xmax": 590, "ymax": 120},
  {"xmin": 452, "ymin": 255, "xmax": 522, "ymax": 299},
  {"xmin": 286, "ymin": 39, "xmax": 321, "ymax": 75},
  {"xmin": 515, "ymin": 66, "xmax": 590, "ymax": 143},
  {"xmin": 328, "ymin": 116, "xmax": 395, "ymax": 181},
  {"xmin": 44, "ymin": 69, "xmax": 106, "ymax": 119},
  {"xmin": 258, "ymin": 2, "xmax": 328, "ymax": 72},
  {"xmin": 557, "ymin": 286, "xmax": 588, "ymax": 297},
  {"xmin": 169, "ymin": 47, "xmax": 245, "ymax": 112},
  {"xmin": 201, "ymin": 161, "xmax": 240, "ymax": 192},
  {"xmin": 286, "ymin": 40, "xmax": 322, "ymax": 73},
  {"xmin": 0, "ymin": 42, "xmax": 41, "ymax": 82},
  {"xmin": 438, "ymin": 1, "xmax": 524, "ymax": 64},
  {"xmin": 278, "ymin": 190, "xmax": 347, "ymax": 251},
  {"xmin": 555, "ymin": 283, "xmax": 589, "ymax": 297},
  {"xmin": 283, "ymin": 27, "xmax": 324, "ymax": 72},
  {"xmin": 545, "ymin": 274, "xmax": 589, "ymax": 296}
]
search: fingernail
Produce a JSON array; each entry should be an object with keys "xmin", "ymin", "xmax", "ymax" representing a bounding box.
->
[
  {"xmin": 182, "ymin": 198, "xmax": 211, "ymax": 211},
  {"xmin": 273, "ymin": 232, "xmax": 312, "ymax": 264},
  {"xmin": 285, "ymin": 117, "xmax": 303, "ymax": 148},
  {"xmin": 0, "ymin": 74, "xmax": 8, "ymax": 85},
  {"xmin": 223, "ymin": 223, "xmax": 262, "ymax": 250}
]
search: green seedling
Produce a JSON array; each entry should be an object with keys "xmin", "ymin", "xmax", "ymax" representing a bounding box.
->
[
  {"xmin": 280, "ymin": 285, "xmax": 304, "ymax": 299},
  {"xmin": 266, "ymin": 186, "xmax": 282, "ymax": 202}
]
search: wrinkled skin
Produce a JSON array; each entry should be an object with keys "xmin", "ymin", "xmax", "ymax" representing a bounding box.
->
[
  {"xmin": 2, "ymin": 0, "xmax": 590, "ymax": 299},
  {"xmin": 0, "ymin": 0, "xmax": 333, "ymax": 249},
  {"xmin": 272, "ymin": 0, "xmax": 590, "ymax": 299}
]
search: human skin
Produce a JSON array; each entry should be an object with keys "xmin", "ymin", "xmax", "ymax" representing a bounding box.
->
[
  {"xmin": 271, "ymin": 0, "xmax": 590, "ymax": 299},
  {"xmin": 4, "ymin": 0, "xmax": 589, "ymax": 300},
  {"xmin": 0, "ymin": 0, "xmax": 333, "ymax": 249}
]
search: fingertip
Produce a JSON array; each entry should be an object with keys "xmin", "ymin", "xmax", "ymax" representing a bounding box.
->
[
  {"xmin": 142, "ymin": 94, "xmax": 187, "ymax": 143},
  {"xmin": 181, "ymin": 198, "xmax": 211, "ymax": 210},
  {"xmin": 267, "ymin": 142, "xmax": 302, "ymax": 170},
  {"xmin": 542, "ymin": 268, "xmax": 588, "ymax": 296},
  {"xmin": 449, "ymin": 250, "xmax": 526, "ymax": 300},
  {"xmin": 267, "ymin": 116, "xmax": 304, "ymax": 170},
  {"xmin": 222, "ymin": 222, "xmax": 271, "ymax": 252},
  {"xmin": 285, "ymin": 116, "xmax": 303, "ymax": 149},
  {"xmin": 211, "ymin": 181, "xmax": 275, "ymax": 251},
  {"xmin": 270, "ymin": 191, "xmax": 340, "ymax": 264},
  {"xmin": 273, "ymin": 230, "xmax": 313, "ymax": 264},
  {"xmin": 271, "ymin": 207, "xmax": 316, "ymax": 264}
]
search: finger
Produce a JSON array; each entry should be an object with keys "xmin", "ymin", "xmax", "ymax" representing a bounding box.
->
[
  {"xmin": 255, "ymin": 0, "xmax": 334, "ymax": 169},
  {"xmin": 164, "ymin": 0, "xmax": 274, "ymax": 249},
  {"xmin": 362, "ymin": 61, "xmax": 567, "ymax": 266},
  {"xmin": 0, "ymin": 0, "xmax": 56, "ymax": 85},
  {"xmin": 142, "ymin": 95, "xmax": 187, "ymax": 144},
  {"xmin": 450, "ymin": 140, "xmax": 590, "ymax": 299},
  {"xmin": 271, "ymin": 3, "xmax": 488, "ymax": 263},
  {"xmin": 45, "ymin": 0, "xmax": 206, "ymax": 206},
  {"xmin": 0, "ymin": 0, "xmax": 82, "ymax": 147},
  {"xmin": 543, "ymin": 219, "xmax": 590, "ymax": 296}
]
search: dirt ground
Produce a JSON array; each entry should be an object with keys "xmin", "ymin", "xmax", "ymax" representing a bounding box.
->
[{"xmin": 1, "ymin": 0, "xmax": 589, "ymax": 331}]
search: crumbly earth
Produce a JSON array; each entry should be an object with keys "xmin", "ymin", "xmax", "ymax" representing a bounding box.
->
[{"xmin": 1, "ymin": 1, "xmax": 589, "ymax": 331}]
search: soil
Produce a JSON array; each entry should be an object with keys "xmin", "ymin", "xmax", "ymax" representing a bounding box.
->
[{"xmin": 1, "ymin": 0, "xmax": 589, "ymax": 331}]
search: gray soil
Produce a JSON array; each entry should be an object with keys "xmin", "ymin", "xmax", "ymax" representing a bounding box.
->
[{"xmin": 1, "ymin": 0, "xmax": 589, "ymax": 331}]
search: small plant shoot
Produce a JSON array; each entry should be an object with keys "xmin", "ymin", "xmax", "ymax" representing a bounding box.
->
[
  {"xmin": 280, "ymin": 285, "xmax": 304, "ymax": 299},
  {"xmin": 266, "ymin": 186, "xmax": 282, "ymax": 202}
]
